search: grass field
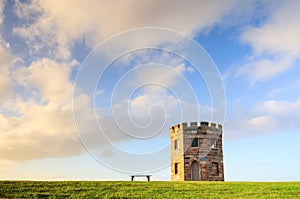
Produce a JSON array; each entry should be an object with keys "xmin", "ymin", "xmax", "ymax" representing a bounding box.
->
[{"xmin": 0, "ymin": 181, "xmax": 299, "ymax": 198}]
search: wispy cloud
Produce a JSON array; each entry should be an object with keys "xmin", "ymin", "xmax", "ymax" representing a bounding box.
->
[
  {"xmin": 225, "ymin": 98, "xmax": 300, "ymax": 139},
  {"xmin": 236, "ymin": 1, "xmax": 300, "ymax": 82}
]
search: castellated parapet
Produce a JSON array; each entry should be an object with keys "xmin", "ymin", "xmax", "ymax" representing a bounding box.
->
[{"xmin": 170, "ymin": 121, "xmax": 224, "ymax": 181}]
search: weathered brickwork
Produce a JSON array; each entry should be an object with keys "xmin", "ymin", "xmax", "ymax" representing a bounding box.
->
[{"xmin": 170, "ymin": 121, "xmax": 224, "ymax": 181}]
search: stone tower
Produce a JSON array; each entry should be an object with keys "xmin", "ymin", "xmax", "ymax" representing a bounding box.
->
[{"xmin": 170, "ymin": 121, "xmax": 224, "ymax": 181}]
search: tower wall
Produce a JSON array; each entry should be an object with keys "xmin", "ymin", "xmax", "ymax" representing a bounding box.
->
[
  {"xmin": 170, "ymin": 121, "xmax": 224, "ymax": 181},
  {"xmin": 170, "ymin": 124, "xmax": 185, "ymax": 181}
]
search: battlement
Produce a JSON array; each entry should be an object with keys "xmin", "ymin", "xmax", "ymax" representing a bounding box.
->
[
  {"xmin": 170, "ymin": 121, "xmax": 222, "ymax": 133},
  {"xmin": 170, "ymin": 123, "xmax": 181, "ymax": 132}
]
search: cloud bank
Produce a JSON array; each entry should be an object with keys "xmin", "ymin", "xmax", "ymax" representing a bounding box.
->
[{"xmin": 0, "ymin": 0, "xmax": 300, "ymax": 165}]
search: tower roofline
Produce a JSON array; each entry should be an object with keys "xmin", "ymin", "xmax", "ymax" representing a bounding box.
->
[{"xmin": 170, "ymin": 121, "xmax": 222, "ymax": 131}]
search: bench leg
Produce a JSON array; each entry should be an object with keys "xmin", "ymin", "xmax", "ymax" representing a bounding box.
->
[
  {"xmin": 131, "ymin": 176, "xmax": 134, "ymax": 181},
  {"xmin": 147, "ymin": 176, "xmax": 150, "ymax": 181}
]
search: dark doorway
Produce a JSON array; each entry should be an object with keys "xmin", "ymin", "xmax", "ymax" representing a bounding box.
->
[{"xmin": 191, "ymin": 161, "xmax": 200, "ymax": 180}]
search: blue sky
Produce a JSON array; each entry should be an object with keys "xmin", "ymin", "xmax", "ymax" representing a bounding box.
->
[{"xmin": 0, "ymin": 0, "xmax": 300, "ymax": 181}]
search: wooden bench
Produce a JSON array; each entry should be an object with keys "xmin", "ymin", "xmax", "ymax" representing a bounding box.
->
[{"xmin": 130, "ymin": 175, "xmax": 152, "ymax": 181}]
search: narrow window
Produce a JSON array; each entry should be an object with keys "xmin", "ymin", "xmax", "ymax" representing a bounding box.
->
[
  {"xmin": 211, "ymin": 139, "xmax": 217, "ymax": 149},
  {"xmin": 174, "ymin": 139, "xmax": 179, "ymax": 150},
  {"xmin": 175, "ymin": 163, "xmax": 179, "ymax": 174},
  {"xmin": 191, "ymin": 138, "xmax": 198, "ymax": 147},
  {"xmin": 212, "ymin": 162, "xmax": 219, "ymax": 176}
]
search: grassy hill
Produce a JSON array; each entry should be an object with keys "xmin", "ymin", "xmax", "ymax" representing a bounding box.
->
[{"xmin": 0, "ymin": 181, "xmax": 299, "ymax": 198}]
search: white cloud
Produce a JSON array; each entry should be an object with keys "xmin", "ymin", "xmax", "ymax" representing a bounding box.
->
[
  {"xmin": 241, "ymin": 1, "xmax": 300, "ymax": 57},
  {"xmin": 133, "ymin": 63, "xmax": 188, "ymax": 94},
  {"xmin": 0, "ymin": 56, "xmax": 87, "ymax": 161},
  {"xmin": 0, "ymin": 92, "xmax": 108, "ymax": 162},
  {"xmin": 13, "ymin": 58, "xmax": 78, "ymax": 104},
  {"xmin": 225, "ymin": 99, "xmax": 300, "ymax": 139},
  {"xmin": 13, "ymin": 0, "xmax": 240, "ymax": 61},
  {"xmin": 236, "ymin": 56, "xmax": 293, "ymax": 83},
  {"xmin": 248, "ymin": 99, "xmax": 300, "ymax": 129},
  {"xmin": 237, "ymin": 0, "xmax": 300, "ymax": 82},
  {"xmin": 0, "ymin": 103, "xmax": 80, "ymax": 161},
  {"xmin": 248, "ymin": 115, "xmax": 272, "ymax": 126},
  {"xmin": 0, "ymin": 60, "xmax": 200, "ymax": 162},
  {"xmin": 0, "ymin": 0, "xmax": 243, "ymax": 163}
]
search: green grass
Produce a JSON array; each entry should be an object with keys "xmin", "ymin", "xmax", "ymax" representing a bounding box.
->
[{"xmin": 0, "ymin": 181, "xmax": 299, "ymax": 198}]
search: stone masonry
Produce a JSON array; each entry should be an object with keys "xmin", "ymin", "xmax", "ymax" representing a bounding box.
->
[{"xmin": 170, "ymin": 121, "xmax": 224, "ymax": 181}]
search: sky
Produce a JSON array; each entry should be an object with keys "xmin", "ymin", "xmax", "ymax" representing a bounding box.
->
[{"xmin": 0, "ymin": 0, "xmax": 300, "ymax": 181}]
